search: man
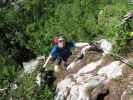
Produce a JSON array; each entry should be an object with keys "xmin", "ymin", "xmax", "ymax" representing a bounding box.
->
[{"xmin": 43, "ymin": 35, "xmax": 90, "ymax": 70}]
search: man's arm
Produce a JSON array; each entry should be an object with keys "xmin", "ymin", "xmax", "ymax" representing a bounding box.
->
[
  {"xmin": 80, "ymin": 45, "xmax": 92, "ymax": 55},
  {"xmin": 43, "ymin": 54, "xmax": 52, "ymax": 68},
  {"xmin": 75, "ymin": 42, "xmax": 89, "ymax": 48},
  {"xmin": 74, "ymin": 42, "xmax": 91, "ymax": 56}
]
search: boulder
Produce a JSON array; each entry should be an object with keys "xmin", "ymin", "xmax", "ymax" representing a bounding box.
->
[
  {"xmin": 98, "ymin": 39, "xmax": 112, "ymax": 55},
  {"xmin": 97, "ymin": 61, "xmax": 123, "ymax": 79},
  {"xmin": 78, "ymin": 58, "xmax": 104, "ymax": 74},
  {"xmin": 23, "ymin": 56, "xmax": 45, "ymax": 73}
]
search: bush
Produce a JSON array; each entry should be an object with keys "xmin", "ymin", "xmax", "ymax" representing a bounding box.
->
[{"xmin": 97, "ymin": 3, "xmax": 132, "ymax": 54}]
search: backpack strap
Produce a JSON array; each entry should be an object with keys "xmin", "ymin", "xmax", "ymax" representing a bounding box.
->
[{"xmin": 54, "ymin": 45, "xmax": 61, "ymax": 57}]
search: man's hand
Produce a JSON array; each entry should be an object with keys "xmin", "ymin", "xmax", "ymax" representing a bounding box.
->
[{"xmin": 81, "ymin": 45, "xmax": 91, "ymax": 55}]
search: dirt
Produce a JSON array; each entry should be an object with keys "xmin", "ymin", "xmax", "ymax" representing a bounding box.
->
[{"xmin": 104, "ymin": 52, "xmax": 133, "ymax": 100}]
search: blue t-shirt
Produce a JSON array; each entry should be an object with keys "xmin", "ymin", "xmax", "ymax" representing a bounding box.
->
[{"xmin": 51, "ymin": 42, "xmax": 75, "ymax": 59}]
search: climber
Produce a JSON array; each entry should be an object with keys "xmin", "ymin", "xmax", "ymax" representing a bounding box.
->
[{"xmin": 43, "ymin": 35, "xmax": 90, "ymax": 69}]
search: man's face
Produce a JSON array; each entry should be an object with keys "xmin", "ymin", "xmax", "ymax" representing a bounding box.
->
[{"xmin": 58, "ymin": 40, "xmax": 65, "ymax": 48}]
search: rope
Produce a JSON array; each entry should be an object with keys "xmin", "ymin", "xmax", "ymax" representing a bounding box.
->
[{"xmin": 109, "ymin": 53, "xmax": 133, "ymax": 67}]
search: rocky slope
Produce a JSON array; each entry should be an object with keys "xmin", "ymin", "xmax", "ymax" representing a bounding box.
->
[{"xmin": 54, "ymin": 40, "xmax": 133, "ymax": 100}]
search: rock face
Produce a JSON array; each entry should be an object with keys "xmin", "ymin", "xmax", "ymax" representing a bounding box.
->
[
  {"xmin": 97, "ymin": 61, "xmax": 123, "ymax": 79},
  {"xmin": 98, "ymin": 39, "xmax": 112, "ymax": 55},
  {"xmin": 23, "ymin": 60, "xmax": 39, "ymax": 73},
  {"xmin": 55, "ymin": 60, "xmax": 124, "ymax": 100},
  {"xmin": 23, "ymin": 56, "xmax": 45, "ymax": 73},
  {"xmin": 77, "ymin": 58, "xmax": 104, "ymax": 75},
  {"xmin": 121, "ymin": 67, "xmax": 133, "ymax": 100},
  {"xmin": 54, "ymin": 40, "xmax": 133, "ymax": 100},
  {"xmin": 36, "ymin": 70, "xmax": 56, "ymax": 88}
]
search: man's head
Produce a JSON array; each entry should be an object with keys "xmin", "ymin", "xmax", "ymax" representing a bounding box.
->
[{"xmin": 58, "ymin": 36, "xmax": 66, "ymax": 48}]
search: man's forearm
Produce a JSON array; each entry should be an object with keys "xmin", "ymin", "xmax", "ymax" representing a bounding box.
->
[
  {"xmin": 75, "ymin": 42, "xmax": 89, "ymax": 47},
  {"xmin": 43, "ymin": 55, "xmax": 52, "ymax": 68}
]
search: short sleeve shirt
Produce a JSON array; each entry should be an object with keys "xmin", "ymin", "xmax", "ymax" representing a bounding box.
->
[{"xmin": 51, "ymin": 41, "xmax": 75, "ymax": 59}]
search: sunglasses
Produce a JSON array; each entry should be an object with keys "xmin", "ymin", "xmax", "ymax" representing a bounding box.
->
[{"xmin": 58, "ymin": 40, "xmax": 64, "ymax": 43}]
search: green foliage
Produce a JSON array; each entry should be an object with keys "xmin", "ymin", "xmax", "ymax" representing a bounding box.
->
[
  {"xmin": 44, "ymin": 0, "xmax": 100, "ymax": 41},
  {"xmin": 24, "ymin": 17, "xmax": 55, "ymax": 55},
  {"xmin": 13, "ymin": 73, "xmax": 53, "ymax": 100},
  {"xmin": 0, "ymin": 66, "xmax": 53, "ymax": 100},
  {"xmin": 97, "ymin": 3, "xmax": 132, "ymax": 54},
  {"xmin": 0, "ymin": 64, "xmax": 17, "ymax": 88}
]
